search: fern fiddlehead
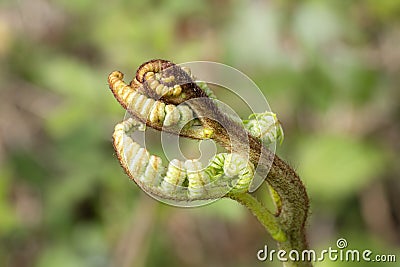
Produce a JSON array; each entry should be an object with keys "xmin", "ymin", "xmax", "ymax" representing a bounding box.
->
[
  {"xmin": 112, "ymin": 118, "xmax": 255, "ymax": 201},
  {"xmin": 108, "ymin": 59, "xmax": 311, "ymax": 267}
]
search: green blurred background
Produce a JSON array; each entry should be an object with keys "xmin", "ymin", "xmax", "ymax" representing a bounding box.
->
[{"xmin": 0, "ymin": 0, "xmax": 399, "ymax": 266}]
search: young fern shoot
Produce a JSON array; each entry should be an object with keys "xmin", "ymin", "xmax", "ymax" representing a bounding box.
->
[{"xmin": 108, "ymin": 59, "xmax": 311, "ymax": 267}]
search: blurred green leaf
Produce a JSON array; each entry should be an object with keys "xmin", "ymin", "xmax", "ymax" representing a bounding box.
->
[
  {"xmin": 36, "ymin": 244, "xmax": 86, "ymax": 267},
  {"xmin": 293, "ymin": 2, "xmax": 342, "ymax": 49},
  {"xmin": 296, "ymin": 134, "xmax": 386, "ymax": 204},
  {"xmin": 0, "ymin": 168, "xmax": 18, "ymax": 233}
]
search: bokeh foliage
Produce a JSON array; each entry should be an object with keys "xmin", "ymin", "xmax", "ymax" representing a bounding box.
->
[{"xmin": 0, "ymin": 0, "xmax": 399, "ymax": 266}]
